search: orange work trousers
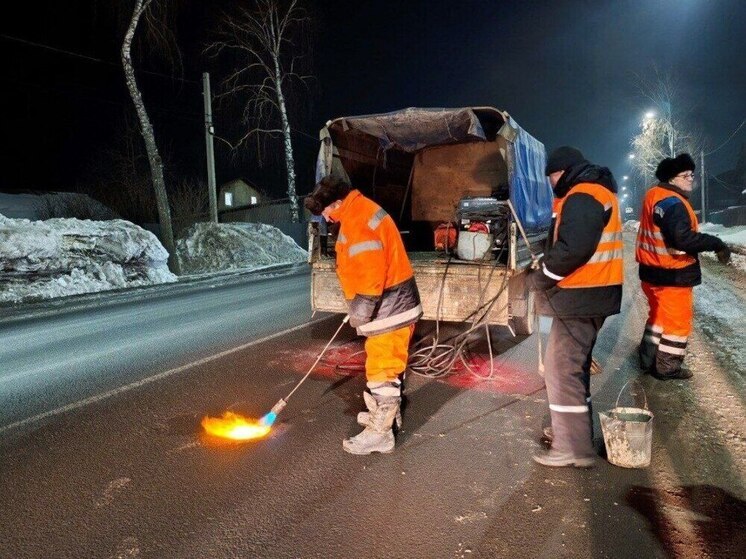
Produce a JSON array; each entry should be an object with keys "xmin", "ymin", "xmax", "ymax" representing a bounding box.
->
[
  {"xmin": 640, "ymin": 282, "xmax": 693, "ymax": 374},
  {"xmin": 364, "ymin": 324, "xmax": 415, "ymax": 383}
]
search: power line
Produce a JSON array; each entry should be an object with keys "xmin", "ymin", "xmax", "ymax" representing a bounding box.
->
[
  {"xmin": 0, "ymin": 76, "xmax": 202, "ymax": 123},
  {"xmin": 705, "ymin": 117, "xmax": 746, "ymax": 156},
  {"xmin": 0, "ymin": 32, "xmax": 200, "ymax": 85}
]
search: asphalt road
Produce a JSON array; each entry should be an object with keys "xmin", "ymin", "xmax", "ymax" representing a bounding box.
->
[{"xmin": 0, "ymin": 244, "xmax": 743, "ymax": 558}]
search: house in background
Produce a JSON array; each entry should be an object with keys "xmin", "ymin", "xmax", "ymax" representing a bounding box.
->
[{"xmin": 218, "ymin": 179, "xmax": 265, "ymax": 211}]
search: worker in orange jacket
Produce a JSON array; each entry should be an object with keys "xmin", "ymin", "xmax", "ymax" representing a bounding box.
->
[
  {"xmin": 527, "ymin": 146, "xmax": 623, "ymax": 468},
  {"xmin": 304, "ymin": 175, "xmax": 422, "ymax": 455},
  {"xmin": 636, "ymin": 153, "xmax": 731, "ymax": 380}
]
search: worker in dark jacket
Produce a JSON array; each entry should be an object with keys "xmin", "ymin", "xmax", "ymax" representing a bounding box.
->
[
  {"xmin": 636, "ymin": 153, "xmax": 731, "ymax": 380},
  {"xmin": 527, "ymin": 146, "xmax": 623, "ymax": 468}
]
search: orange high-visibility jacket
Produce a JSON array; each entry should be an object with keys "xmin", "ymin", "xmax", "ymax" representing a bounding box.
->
[
  {"xmin": 636, "ymin": 186, "xmax": 698, "ymax": 270},
  {"xmin": 553, "ymin": 183, "xmax": 624, "ymax": 288},
  {"xmin": 327, "ymin": 190, "xmax": 422, "ymax": 336}
]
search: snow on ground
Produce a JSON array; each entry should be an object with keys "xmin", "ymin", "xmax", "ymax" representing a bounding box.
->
[
  {"xmin": 699, "ymin": 223, "xmax": 746, "ymax": 273},
  {"xmin": 0, "ymin": 214, "xmax": 175, "ymax": 304},
  {"xmin": 175, "ymin": 222, "xmax": 307, "ymax": 275}
]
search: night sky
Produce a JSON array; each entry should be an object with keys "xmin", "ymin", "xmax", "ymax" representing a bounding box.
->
[{"xmin": 1, "ymin": 0, "xmax": 744, "ymax": 199}]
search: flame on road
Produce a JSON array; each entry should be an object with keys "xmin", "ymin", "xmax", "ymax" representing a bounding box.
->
[{"xmin": 201, "ymin": 411, "xmax": 271, "ymax": 441}]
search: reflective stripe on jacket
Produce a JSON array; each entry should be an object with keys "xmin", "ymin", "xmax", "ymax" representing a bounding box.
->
[
  {"xmin": 553, "ymin": 183, "xmax": 624, "ymax": 288},
  {"xmin": 327, "ymin": 190, "xmax": 422, "ymax": 336},
  {"xmin": 636, "ymin": 185, "xmax": 698, "ymax": 270}
]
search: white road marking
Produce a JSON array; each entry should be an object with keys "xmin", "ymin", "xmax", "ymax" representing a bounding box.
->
[{"xmin": 0, "ymin": 316, "xmax": 332, "ymax": 434}]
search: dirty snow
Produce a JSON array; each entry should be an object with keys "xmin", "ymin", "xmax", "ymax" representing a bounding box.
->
[
  {"xmin": 175, "ymin": 222, "xmax": 307, "ymax": 275},
  {"xmin": 699, "ymin": 223, "xmax": 746, "ymax": 273},
  {"xmin": 0, "ymin": 214, "xmax": 175, "ymax": 303}
]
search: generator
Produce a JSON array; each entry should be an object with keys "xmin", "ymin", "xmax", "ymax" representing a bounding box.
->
[{"xmin": 454, "ymin": 197, "xmax": 511, "ymax": 261}]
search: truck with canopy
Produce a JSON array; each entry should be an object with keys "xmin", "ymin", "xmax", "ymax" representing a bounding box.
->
[{"xmin": 308, "ymin": 107, "xmax": 553, "ymax": 335}]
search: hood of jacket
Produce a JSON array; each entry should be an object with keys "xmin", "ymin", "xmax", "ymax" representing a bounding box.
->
[{"xmin": 553, "ymin": 161, "xmax": 618, "ymax": 199}]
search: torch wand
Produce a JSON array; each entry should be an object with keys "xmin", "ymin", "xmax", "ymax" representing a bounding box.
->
[{"xmin": 260, "ymin": 315, "xmax": 350, "ymax": 426}]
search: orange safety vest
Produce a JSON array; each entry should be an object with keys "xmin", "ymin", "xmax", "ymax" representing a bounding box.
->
[
  {"xmin": 553, "ymin": 183, "xmax": 624, "ymax": 288},
  {"xmin": 635, "ymin": 186, "xmax": 698, "ymax": 269}
]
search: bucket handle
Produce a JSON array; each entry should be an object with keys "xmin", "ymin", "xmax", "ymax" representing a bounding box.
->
[{"xmin": 615, "ymin": 379, "xmax": 648, "ymax": 411}]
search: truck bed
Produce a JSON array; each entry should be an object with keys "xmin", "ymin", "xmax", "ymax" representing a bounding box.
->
[{"xmin": 311, "ymin": 252, "xmax": 518, "ymax": 325}]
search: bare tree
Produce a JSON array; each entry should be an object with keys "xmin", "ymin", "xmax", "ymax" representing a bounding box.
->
[
  {"xmin": 207, "ymin": 0, "xmax": 314, "ymax": 223},
  {"xmin": 630, "ymin": 70, "xmax": 704, "ymax": 182},
  {"xmin": 121, "ymin": 0, "xmax": 179, "ymax": 271}
]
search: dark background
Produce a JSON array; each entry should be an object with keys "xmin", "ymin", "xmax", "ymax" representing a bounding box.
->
[{"xmin": 1, "ymin": 0, "xmax": 744, "ymax": 201}]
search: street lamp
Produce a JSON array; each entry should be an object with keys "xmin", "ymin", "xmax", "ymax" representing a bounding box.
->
[
  {"xmin": 644, "ymin": 111, "xmax": 656, "ymax": 120},
  {"xmin": 622, "ymin": 175, "xmax": 628, "ymax": 181},
  {"xmin": 628, "ymin": 154, "xmax": 635, "ymax": 160}
]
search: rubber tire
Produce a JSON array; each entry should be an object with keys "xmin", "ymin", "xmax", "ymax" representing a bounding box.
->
[{"xmin": 510, "ymin": 289, "xmax": 535, "ymax": 336}]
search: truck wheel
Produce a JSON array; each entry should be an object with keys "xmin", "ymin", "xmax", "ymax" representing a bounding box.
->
[{"xmin": 510, "ymin": 289, "xmax": 535, "ymax": 336}]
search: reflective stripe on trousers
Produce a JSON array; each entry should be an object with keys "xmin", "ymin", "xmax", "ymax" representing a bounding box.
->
[
  {"xmin": 544, "ymin": 317, "xmax": 605, "ymax": 456},
  {"xmin": 640, "ymin": 282, "xmax": 692, "ymax": 375}
]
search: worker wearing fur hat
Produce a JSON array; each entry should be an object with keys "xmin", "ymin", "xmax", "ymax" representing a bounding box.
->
[
  {"xmin": 304, "ymin": 175, "xmax": 422, "ymax": 455},
  {"xmin": 636, "ymin": 153, "xmax": 731, "ymax": 381},
  {"xmin": 527, "ymin": 146, "xmax": 624, "ymax": 468}
]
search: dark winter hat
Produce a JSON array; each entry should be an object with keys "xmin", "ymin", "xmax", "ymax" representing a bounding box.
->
[
  {"xmin": 303, "ymin": 175, "xmax": 352, "ymax": 215},
  {"xmin": 655, "ymin": 153, "xmax": 696, "ymax": 183},
  {"xmin": 545, "ymin": 146, "xmax": 585, "ymax": 175}
]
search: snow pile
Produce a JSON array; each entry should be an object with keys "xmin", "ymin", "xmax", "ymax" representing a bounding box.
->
[
  {"xmin": 699, "ymin": 223, "xmax": 746, "ymax": 273},
  {"xmin": 623, "ymin": 220, "xmax": 640, "ymax": 232},
  {"xmin": 175, "ymin": 222, "xmax": 308, "ymax": 275},
  {"xmin": 0, "ymin": 214, "xmax": 176, "ymax": 303}
]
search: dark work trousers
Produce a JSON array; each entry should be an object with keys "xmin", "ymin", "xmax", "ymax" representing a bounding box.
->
[{"xmin": 544, "ymin": 316, "xmax": 605, "ymax": 457}]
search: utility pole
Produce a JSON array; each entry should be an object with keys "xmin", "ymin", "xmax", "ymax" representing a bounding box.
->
[
  {"xmin": 700, "ymin": 150, "xmax": 706, "ymax": 223},
  {"xmin": 203, "ymin": 72, "xmax": 218, "ymax": 223}
]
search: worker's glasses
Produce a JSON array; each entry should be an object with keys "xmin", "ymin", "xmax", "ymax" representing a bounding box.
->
[{"xmin": 676, "ymin": 172, "xmax": 696, "ymax": 180}]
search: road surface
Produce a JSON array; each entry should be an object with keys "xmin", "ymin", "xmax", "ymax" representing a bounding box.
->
[{"xmin": 0, "ymin": 242, "xmax": 743, "ymax": 558}]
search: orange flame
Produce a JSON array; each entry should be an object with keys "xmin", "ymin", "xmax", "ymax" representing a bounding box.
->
[{"xmin": 201, "ymin": 411, "xmax": 271, "ymax": 441}]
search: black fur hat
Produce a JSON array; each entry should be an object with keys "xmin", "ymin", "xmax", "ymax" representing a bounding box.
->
[
  {"xmin": 655, "ymin": 153, "xmax": 696, "ymax": 183},
  {"xmin": 303, "ymin": 175, "xmax": 352, "ymax": 215},
  {"xmin": 545, "ymin": 146, "xmax": 585, "ymax": 175}
]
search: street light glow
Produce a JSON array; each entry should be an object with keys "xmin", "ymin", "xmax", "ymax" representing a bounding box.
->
[
  {"xmin": 629, "ymin": 154, "xmax": 636, "ymax": 159},
  {"xmin": 623, "ymin": 175, "xmax": 628, "ymax": 180},
  {"xmin": 644, "ymin": 111, "xmax": 656, "ymax": 119}
]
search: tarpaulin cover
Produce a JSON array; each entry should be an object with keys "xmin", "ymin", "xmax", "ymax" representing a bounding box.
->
[
  {"xmin": 507, "ymin": 116, "xmax": 553, "ymax": 233},
  {"xmin": 316, "ymin": 107, "xmax": 552, "ymax": 233},
  {"xmin": 328, "ymin": 107, "xmax": 487, "ymax": 153}
]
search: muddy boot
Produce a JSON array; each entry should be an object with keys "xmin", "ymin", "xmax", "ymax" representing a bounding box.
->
[
  {"xmin": 343, "ymin": 392, "xmax": 399, "ymax": 455},
  {"xmin": 356, "ymin": 378, "xmax": 403, "ymax": 429}
]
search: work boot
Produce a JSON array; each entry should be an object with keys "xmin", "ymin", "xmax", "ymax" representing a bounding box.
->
[
  {"xmin": 356, "ymin": 408, "xmax": 402, "ymax": 430},
  {"xmin": 651, "ymin": 367, "xmax": 693, "ymax": 381},
  {"xmin": 356, "ymin": 379, "xmax": 403, "ymax": 429},
  {"xmin": 343, "ymin": 392, "xmax": 399, "ymax": 455},
  {"xmin": 532, "ymin": 448, "xmax": 595, "ymax": 468}
]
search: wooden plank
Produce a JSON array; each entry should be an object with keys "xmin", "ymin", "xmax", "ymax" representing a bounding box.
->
[{"xmin": 411, "ymin": 140, "xmax": 509, "ymax": 222}]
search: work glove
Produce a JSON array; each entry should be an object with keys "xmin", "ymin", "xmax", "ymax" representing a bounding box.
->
[{"xmin": 716, "ymin": 245, "xmax": 731, "ymax": 264}]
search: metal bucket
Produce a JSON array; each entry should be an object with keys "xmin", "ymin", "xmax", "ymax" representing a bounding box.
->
[{"xmin": 599, "ymin": 381, "xmax": 654, "ymax": 468}]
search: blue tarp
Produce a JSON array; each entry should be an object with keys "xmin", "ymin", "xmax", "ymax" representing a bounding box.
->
[{"xmin": 508, "ymin": 117, "xmax": 553, "ymax": 234}]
